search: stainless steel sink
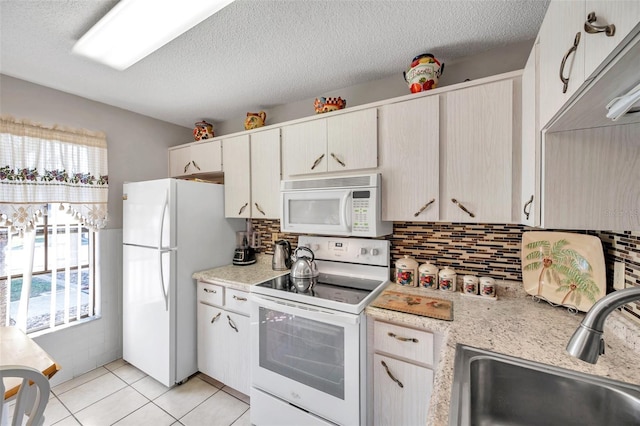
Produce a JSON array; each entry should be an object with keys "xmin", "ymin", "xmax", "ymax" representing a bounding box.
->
[{"xmin": 449, "ymin": 344, "xmax": 640, "ymax": 426}]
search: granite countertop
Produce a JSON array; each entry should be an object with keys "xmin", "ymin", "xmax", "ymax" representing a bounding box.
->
[
  {"xmin": 366, "ymin": 282, "xmax": 640, "ymax": 426},
  {"xmin": 192, "ymin": 254, "xmax": 288, "ymax": 291}
]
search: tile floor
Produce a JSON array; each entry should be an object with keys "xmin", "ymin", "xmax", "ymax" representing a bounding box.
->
[{"xmin": 30, "ymin": 359, "xmax": 250, "ymax": 426}]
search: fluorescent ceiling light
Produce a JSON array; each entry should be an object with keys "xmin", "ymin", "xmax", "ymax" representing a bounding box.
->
[{"xmin": 72, "ymin": 0, "xmax": 235, "ymax": 70}]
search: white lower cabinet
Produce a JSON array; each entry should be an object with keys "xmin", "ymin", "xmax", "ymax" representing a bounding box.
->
[
  {"xmin": 372, "ymin": 321, "xmax": 437, "ymax": 426},
  {"xmin": 196, "ymin": 281, "xmax": 251, "ymax": 395}
]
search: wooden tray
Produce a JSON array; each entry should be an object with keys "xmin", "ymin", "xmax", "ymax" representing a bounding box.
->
[
  {"xmin": 370, "ymin": 290, "xmax": 453, "ymax": 321},
  {"xmin": 521, "ymin": 231, "xmax": 606, "ymax": 312}
]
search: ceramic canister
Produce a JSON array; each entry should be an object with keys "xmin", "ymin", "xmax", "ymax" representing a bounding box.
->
[
  {"xmin": 480, "ymin": 276, "xmax": 496, "ymax": 297},
  {"xmin": 463, "ymin": 275, "xmax": 479, "ymax": 295},
  {"xmin": 395, "ymin": 255, "xmax": 419, "ymax": 286},
  {"xmin": 418, "ymin": 262, "xmax": 439, "ymax": 289},
  {"xmin": 438, "ymin": 267, "xmax": 457, "ymax": 292}
]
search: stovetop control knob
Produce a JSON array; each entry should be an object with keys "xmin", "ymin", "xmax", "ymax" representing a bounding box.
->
[
  {"xmin": 311, "ymin": 243, "xmax": 320, "ymax": 252},
  {"xmin": 360, "ymin": 247, "xmax": 368, "ymax": 255},
  {"xmin": 371, "ymin": 248, "xmax": 379, "ymax": 256}
]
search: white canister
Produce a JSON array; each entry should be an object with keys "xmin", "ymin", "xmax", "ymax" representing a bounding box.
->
[
  {"xmin": 418, "ymin": 262, "xmax": 439, "ymax": 289},
  {"xmin": 463, "ymin": 275, "xmax": 479, "ymax": 295},
  {"xmin": 479, "ymin": 276, "xmax": 496, "ymax": 297},
  {"xmin": 438, "ymin": 267, "xmax": 457, "ymax": 292},
  {"xmin": 395, "ymin": 255, "xmax": 419, "ymax": 286}
]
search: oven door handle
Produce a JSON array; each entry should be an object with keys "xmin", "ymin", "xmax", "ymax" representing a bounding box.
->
[{"xmin": 252, "ymin": 295, "xmax": 360, "ymax": 326}]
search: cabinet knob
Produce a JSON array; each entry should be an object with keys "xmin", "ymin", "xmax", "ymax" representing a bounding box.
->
[
  {"xmin": 584, "ymin": 12, "xmax": 615, "ymax": 37},
  {"xmin": 414, "ymin": 198, "xmax": 436, "ymax": 217},
  {"xmin": 523, "ymin": 195, "xmax": 534, "ymax": 220},
  {"xmin": 330, "ymin": 152, "xmax": 346, "ymax": 167},
  {"xmin": 227, "ymin": 315, "xmax": 239, "ymax": 332},
  {"xmin": 233, "ymin": 295, "xmax": 248, "ymax": 302},
  {"xmin": 381, "ymin": 360, "xmax": 404, "ymax": 388},
  {"xmin": 311, "ymin": 154, "xmax": 325, "ymax": 170},
  {"xmin": 254, "ymin": 203, "xmax": 266, "ymax": 216},
  {"xmin": 192, "ymin": 160, "xmax": 201, "ymax": 171},
  {"xmin": 184, "ymin": 161, "xmax": 192, "ymax": 173},
  {"xmin": 210, "ymin": 312, "xmax": 221, "ymax": 323},
  {"xmin": 451, "ymin": 198, "xmax": 475, "ymax": 218},
  {"xmin": 559, "ymin": 32, "xmax": 581, "ymax": 94},
  {"xmin": 238, "ymin": 202, "xmax": 248, "ymax": 215}
]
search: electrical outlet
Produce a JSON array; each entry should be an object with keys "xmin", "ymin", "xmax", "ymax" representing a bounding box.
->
[{"xmin": 613, "ymin": 261, "xmax": 626, "ymax": 290}]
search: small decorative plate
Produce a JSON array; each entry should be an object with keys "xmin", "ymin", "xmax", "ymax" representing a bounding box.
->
[{"xmin": 521, "ymin": 231, "xmax": 606, "ymax": 312}]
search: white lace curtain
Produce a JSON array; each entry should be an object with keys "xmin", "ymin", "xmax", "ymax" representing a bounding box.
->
[{"xmin": 0, "ymin": 116, "xmax": 109, "ymax": 232}]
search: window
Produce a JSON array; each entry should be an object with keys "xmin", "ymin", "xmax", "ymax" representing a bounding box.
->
[
  {"xmin": 0, "ymin": 204, "xmax": 99, "ymax": 332},
  {"xmin": 0, "ymin": 116, "xmax": 108, "ymax": 333}
]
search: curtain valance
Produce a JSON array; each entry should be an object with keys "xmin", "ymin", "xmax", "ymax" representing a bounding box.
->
[{"xmin": 0, "ymin": 116, "xmax": 109, "ymax": 232}]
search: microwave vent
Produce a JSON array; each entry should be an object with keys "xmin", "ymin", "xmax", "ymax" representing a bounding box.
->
[{"xmin": 283, "ymin": 174, "xmax": 377, "ymax": 190}]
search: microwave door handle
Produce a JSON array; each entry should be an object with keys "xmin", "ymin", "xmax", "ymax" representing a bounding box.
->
[
  {"xmin": 343, "ymin": 192, "xmax": 352, "ymax": 228},
  {"xmin": 253, "ymin": 295, "xmax": 359, "ymax": 326}
]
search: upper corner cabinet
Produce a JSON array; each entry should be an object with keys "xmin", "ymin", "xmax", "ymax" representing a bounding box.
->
[{"xmin": 281, "ymin": 108, "xmax": 378, "ymax": 178}]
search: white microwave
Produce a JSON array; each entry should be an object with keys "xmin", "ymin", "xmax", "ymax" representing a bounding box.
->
[{"xmin": 280, "ymin": 173, "xmax": 393, "ymax": 237}]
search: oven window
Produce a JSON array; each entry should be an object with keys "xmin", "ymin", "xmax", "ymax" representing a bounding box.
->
[
  {"xmin": 258, "ymin": 306, "xmax": 345, "ymax": 399},
  {"xmin": 289, "ymin": 199, "xmax": 340, "ymax": 225}
]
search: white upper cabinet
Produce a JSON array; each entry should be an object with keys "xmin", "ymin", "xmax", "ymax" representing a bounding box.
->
[
  {"xmin": 440, "ymin": 79, "xmax": 517, "ymax": 223},
  {"xmin": 250, "ymin": 128, "xmax": 281, "ymax": 219},
  {"xmin": 281, "ymin": 108, "xmax": 377, "ymax": 178},
  {"xmin": 521, "ymin": 42, "xmax": 541, "ymax": 227},
  {"xmin": 378, "ymin": 96, "xmax": 440, "ymax": 222},
  {"xmin": 168, "ymin": 139, "xmax": 222, "ymax": 177},
  {"xmin": 222, "ymin": 134, "xmax": 251, "ymax": 218}
]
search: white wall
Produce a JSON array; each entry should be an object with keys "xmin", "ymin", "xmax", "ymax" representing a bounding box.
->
[
  {"xmin": 214, "ymin": 39, "xmax": 534, "ymax": 136},
  {"xmin": 0, "ymin": 74, "xmax": 190, "ymax": 384}
]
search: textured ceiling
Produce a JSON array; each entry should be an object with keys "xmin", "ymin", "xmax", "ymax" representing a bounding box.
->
[{"xmin": 0, "ymin": 0, "xmax": 549, "ymax": 128}]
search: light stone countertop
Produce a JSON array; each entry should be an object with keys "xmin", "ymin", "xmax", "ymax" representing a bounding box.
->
[
  {"xmin": 366, "ymin": 282, "xmax": 640, "ymax": 426},
  {"xmin": 192, "ymin": 254, "xmax": 288, "ymax": 291}
]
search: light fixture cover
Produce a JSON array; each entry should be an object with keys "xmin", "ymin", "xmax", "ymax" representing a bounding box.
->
[{"xmin": 72, "ymin": 0, "xmax": 235, "ymax": 70}]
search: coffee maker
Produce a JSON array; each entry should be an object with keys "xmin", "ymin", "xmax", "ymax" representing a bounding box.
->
[{"xmin": 233, "ymin": 225, "xmax": 258, "ymax": 266}]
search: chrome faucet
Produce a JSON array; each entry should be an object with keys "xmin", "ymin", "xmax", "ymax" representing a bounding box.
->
[{"xmin": 566, "ymin": 286, "xmax": 640, "ymax": 364}]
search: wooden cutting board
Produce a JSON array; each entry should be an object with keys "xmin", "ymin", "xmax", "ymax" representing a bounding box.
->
[{"xmin": 370, "ymin": 290, "xmax": 453, "ymax": 321}]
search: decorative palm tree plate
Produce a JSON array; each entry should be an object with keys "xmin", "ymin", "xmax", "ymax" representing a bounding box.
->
[{"xmin": 521, "ymin": 232, "xmax": 606, "ymax": 312}]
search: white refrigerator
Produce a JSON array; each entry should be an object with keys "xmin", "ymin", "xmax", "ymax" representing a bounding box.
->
[{"xmin": 122, "ymin": 178, "xmax": 243, "ymax": 387}]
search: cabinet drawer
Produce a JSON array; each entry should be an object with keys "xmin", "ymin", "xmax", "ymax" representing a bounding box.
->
[
  {"xmin": 374, "ymin": 321, "xmax": 434, "ymax": 365},
  {"xmin": 225, "ymin": 288, "xmax": 251, "ymax": 315},
  {"xmin": 197, "ymin": 281, "xmax": 224, "ymax": 306}
]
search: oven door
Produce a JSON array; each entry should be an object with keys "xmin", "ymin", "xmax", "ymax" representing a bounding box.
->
[
  {"xmin": 251, "ymin": 294, "xmax": 362, "ymax": 426},
  {"xmin": 281, "ymin": 189, "xmax": 352, "ymax": 236}
]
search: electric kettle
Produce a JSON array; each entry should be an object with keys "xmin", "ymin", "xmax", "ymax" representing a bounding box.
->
[{"xmin": 272, "ymin": 239, "xmax": 292, "ymax": 271}]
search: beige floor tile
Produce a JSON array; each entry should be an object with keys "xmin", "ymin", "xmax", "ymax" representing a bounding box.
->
[
  {"xmin": 131, "ymin": 375, "xmax": 171, "ymax": 400},
  {"xmin": 180, "ymin": 390, "xmax": 249, "ymax": 426},
  {"xmin": 154, "ymin": 377, "xmax": 218, "ymax": 419},
  {"xmin": 74, "ymin": 386, "xmax": 147, "ymax": 426},
  {"xmin": 112, "ymin": 363, "xmax": 147, "ymax": 384},
  {"xmin": 57, "ymin": 372, "xmax": 127, "ymax": 413},
  {"xmin": 52, "ymin": 415, "xmax": 81, "ymax": 425},
  {"xmin": 52, "ymin": 367, "xmax": 110, "ymax": 396},
  {"xmin": 112, "ymin": 402, "xmax": 177, "ymax": 426},
  {"xmin": 104, "ymin": 358, "xmax": 127, "ymax": 371},
  {"xmin": 44, "ymin": 395, "xmax": 73, "ymax": 426},
  {"xmin": 221, "ymin": 386, "xmax": 250, "ymax": 405},
  {"xmin": 230, "ymin": 409, "xmax": 251, "ymax": 426}
]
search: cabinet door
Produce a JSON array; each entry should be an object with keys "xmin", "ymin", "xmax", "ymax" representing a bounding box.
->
[
  {"xmin": 191, "ymin": 140, "xmax": 222, "ymax": 174},
  {"xmin": 250, "ymin": 128, "xmax": 281, "ymax": 219},
  {"xmin": 281, "ymin": 119, "xmax": 327, "ymax": 177},
  {"xmin": 197, "ymin": 303, "xmax": 225, "ymax": 382},
  {"xmin": 223, "ymin": 312, "xmax": 251, "ymax": 395},
  {"xmin": 441, "ymin": 79, "xmax": 514, "ymax": 223},
  {"xmin": 373, "ymin": 354, "xmax": 433, "ymax": 426},
  {"xmin": 584, "ymin": 1, "xmax": 640, "ymax": 78},
  {"xmin": 521, "ymin": 42, "xmax": 540, "ymax": 226},
  {"xmin": 169, "ymin": 145, "xmax": 193, "ymax": 177},
  {"xmin": 542, "ymin": 124, "xmax": 640, "ymax": 230},
  {"xmin": 378, "ymin": 96, "xmax": 439, "ymax": 221},
  {"xmin": 538, "ymin": 0, "xmax": 586, "ymax": 128},
  {"xmin": 222, "ymin": 134, "xmax": 251, "ymax": 218},
  {"xmin": 327, "ymin": 108, "xmax": 378, "ymax": 172}
]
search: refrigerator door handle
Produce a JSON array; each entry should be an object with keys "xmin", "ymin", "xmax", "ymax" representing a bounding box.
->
[
  {"xmin": 159, "ymin": 250, "xmax": 170, "ymax": 311},
  {"xmin": 159, "ymin": 189, "xmax": 169, "ymax": 250}
]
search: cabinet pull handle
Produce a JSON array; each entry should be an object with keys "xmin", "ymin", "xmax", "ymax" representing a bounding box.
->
[
  {"xmin": 330, "ymin": 153, "xmax": 346, "ymax": 167},
  {"xmin": 523, "ymin": 195, "xmax": 534, "ymax": 220},
  {"xmin": 233, "ymin": 295, "xmax": 248, "ymax": 302},
  {"xmin": 184, "ymin": 161, "xmax": 192, "ymax": 173},
  {"xmin": 451, "ymin": 198, "xmax": 475, "ymax": 218},
  {"xmin": 192, "ymin": 160, "xmax": 201, "ymax": 171},
  {"xmin": 311, "ymin": 154, "xmax": 325, "ymax": 170},
  {"xmin": 238, "ymin": 202, "xmax": 248, "ymax": 215},
  {"xmin": 210, "ymin": 312, "xmax": 221, "ymax": 323},
  {"xmin": 227, "ymin": 315, "xmax": 239, "ymax": 332},
  {"xmin": 559, "ymin": 32, "xmax": 581, "ymax": 94},
  {"xmin": 381, "ymin": 360, "xmax": 403, "ymax": 388},
  {"xmin": 413, "ymin": 199, "xmax": 436, "ymax": 217},
  {"xmin": 254, "ymin": 203, "xmax": 266, "ymax": 216},
  {"xmin": 388, "ymin": 332, "xmax": 418, "ymax": 343},
  {"xmin": 584, "ymin": 12, "xmax": 615, "ymax": 37},
  {"xmin": 203, "ymin": 288, "xmax": 217, "ymax": 294}
]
